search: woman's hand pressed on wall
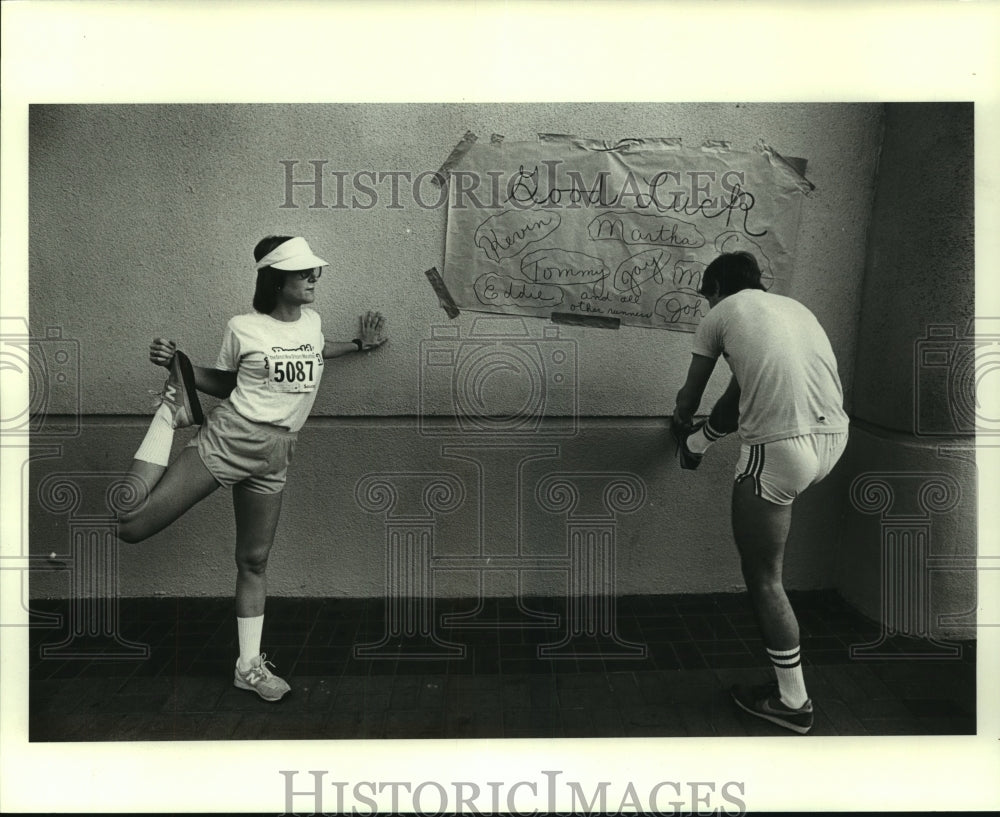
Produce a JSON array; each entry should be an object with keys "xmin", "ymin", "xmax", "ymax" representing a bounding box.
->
[{"xmin": 357, "ymin": 311, "xmax": 388, "ymax": 351}]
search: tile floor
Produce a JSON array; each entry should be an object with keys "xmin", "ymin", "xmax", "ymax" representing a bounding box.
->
[{"xmin": 28, "ymin": 591, "xmax": 976, "ymax": 741}]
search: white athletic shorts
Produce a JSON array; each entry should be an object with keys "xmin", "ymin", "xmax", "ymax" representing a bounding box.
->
[
  {"xmin": 187, "ymin": 400, "xmax": 298, "ymax": 494},
  {"xmin": 735, "ymin": 431, "xmax": 848, "ymax": 506}
]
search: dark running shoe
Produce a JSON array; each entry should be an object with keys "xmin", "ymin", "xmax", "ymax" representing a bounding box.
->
[
  {"xmin": 153, "ymin": 350, "xmax": 203, "ymax": 428},
  {"xmin": 731, "ymin": 683, "xmax": 813, "ymax": 734},
  {"xmin": 672, "ymin": 419, "xmax": 704, "ymax": 470}
]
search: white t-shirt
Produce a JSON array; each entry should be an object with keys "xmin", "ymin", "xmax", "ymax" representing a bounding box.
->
[
  {"xmin": 215, "ymin": 308, "xmax": 325, "ymax": 432},
  {"xmin": 692, "ymin": 289, "xmax": 849, "ymax": 444}
]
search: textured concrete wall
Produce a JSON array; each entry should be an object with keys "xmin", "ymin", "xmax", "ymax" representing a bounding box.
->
[
  {"xmin": 28, "ymin": 103, "xmax": 884, "ymax": 600},
  {"xmin": 837, "ymin": 103, "xmax": 976, "ymax": 638}
]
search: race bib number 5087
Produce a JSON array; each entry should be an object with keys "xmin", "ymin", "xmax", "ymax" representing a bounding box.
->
[{"xmin": 266, "ymin": 345, "xmax": 323, "ymax": 393}]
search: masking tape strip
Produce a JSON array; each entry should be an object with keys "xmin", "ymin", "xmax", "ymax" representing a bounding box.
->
[
  {"xmin": 424, "ymin": 267, "xmax": 460, "ymax": 319},
  {"xmin": 432, "ymin": 131, "xmax": 479, "ymax": 187},
  {"xmin": 550, "ymin": 311, "xmax": 621, "ymax": 330}
]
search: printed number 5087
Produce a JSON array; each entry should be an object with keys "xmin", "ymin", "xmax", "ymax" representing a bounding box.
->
[{"xmin": 274, "ymin": 360, "xmax": 313, "ymax": 383}]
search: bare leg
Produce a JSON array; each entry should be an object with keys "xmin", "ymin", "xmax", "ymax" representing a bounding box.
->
[
  {"xmin": 731, "ymin": 476, "xmax": 797, "ymax": 651},
  {"xmin": 233, "ymin": 484, "xmax": 283, "ymax": 618},
  {"xmin": 117, "ymin": 447, "xmax": 220, "ymax": 543}
]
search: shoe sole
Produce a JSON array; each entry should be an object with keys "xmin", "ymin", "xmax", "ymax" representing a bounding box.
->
[
  {"xmin": 672, "ymin": 428, "xmax": 702, "ymax": 470},
  {"xmin": 234, "ymin": 676, "xmax": 289, "ymax": 702},
  {"xmin": 174, "ymin": 351, "xmax": 204, "ymax": 425},
  {"xmin": 731, "ymin": 690, "xmax": 812, "ymax": 734}
]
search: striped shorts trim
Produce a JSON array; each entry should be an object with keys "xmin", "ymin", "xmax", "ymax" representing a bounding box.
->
[
  {"xmin": 734, "ymin": 432, "xmax": 848, "ymax": 506},
  {"xmin": 736, "ymin": 443, "xmax": 766, "ymax": 497}
]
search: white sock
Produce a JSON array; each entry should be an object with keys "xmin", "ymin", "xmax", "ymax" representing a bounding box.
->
[
  {"xmin": 686, "ymin": 419, "xmax": 728, "ymax": 455},
  {"xmin": 237, "ymin": 615, "xmax": 264, "ymax": 669},
  {"xmin": 768, "ymin": 646, "xmax": 809, "ymax": 708},
  {"xmin": 133, "ymin": 404, "xmax": 175, "ymax": 466}
]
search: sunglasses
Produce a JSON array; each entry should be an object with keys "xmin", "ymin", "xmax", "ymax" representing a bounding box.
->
[{"xmin": 293, "ymin": 268, "xmax": 323, "ymax": 281}]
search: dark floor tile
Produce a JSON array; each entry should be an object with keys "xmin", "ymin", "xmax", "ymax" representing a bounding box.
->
[
  {"xmin": 102, "ymin": 693, "xmax": 171, "ymax": 714},
  {"xmin": 689, "ymin": 614, "xmax": 742, "ymax": 641},
  {"xmin": 139, "ymin": 712, "xmax": 244, "ymax": 740},
  {"xmin": 563, "ymin": 706, "xmax": 626, "ymax": 738},
  {"xmin": 555, "ymin": 674, "xmax": 613, "ymax": 709},
  {"xmin": 902, "ymin": 697, "xmax": 974, "ymax": 718},
  {"xmin": 503, "ymin": 706, "xmax": 562, "ymax": 737},
  {"xmin": 703, "ymin": 652, "xmax": 761, "ymax": 669},
  {"xmin": 620, "ymin": 704, "xmax": 687, "ymax": 734},
  {"xmin": 671, "ymin": 643, "xmax": 706, "ymax": 670},
  {"xmin": 817, "ymin": 697, "xmax": 868, "ymax": 735},
  {"xmin": 161, "ymin": 675, "xmax": 228, "ymax": 713},
  {"xmin": 116, "ymin": 674, "xmax": 177, "ymax": 697},
  {"xmin": 858, "ymin": 717, "xmax": 929, "ymax": 736},
  {"xmin": 44, "ymin": 661, "xmax": 89, "ymax": 680},
  {"xmin": 699, "ymin": 638, "xmax": 751, "ymax": 655},
  {"xmin": 600, "ymin": 655, "xmax": 652, "ymax": 673},
  {"xmin": 672, "ymin": 594, "xmax": 723, "ymax": 614},
  {"xmin": 675, "ymin": 702, "xmax": 714, "ymax": 736},
  {"xmin": 290, "ymin": 660, "xmax": 348, "ymax": 679},
  {"xmin": 229, "ymin": 713, "xmax": 327, "ymax": 740},
  {"xmin": 844, "ymin": 696, "xmax": 912, "ymax": 720},
  {"xmin": 638, "ymin": 623, "xmax": 692, "ymax": 643},
  {"xmin": 444, "ymin": 701, "xmax": 503, "ymax": 739},
  {"xmin": 501, "ymin": 658, "xmax": 555, "ymax": 676},
  {"xmin": 501, "ymin": 674, "xmax": 558, "ymax": 710},
  {"xmin": 384, "ymin": 708, "xmax": 446, "ymax": 739}
]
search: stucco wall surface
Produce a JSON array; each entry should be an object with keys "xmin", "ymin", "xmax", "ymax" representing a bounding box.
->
[{"xmin": 31, "ymin": 102, "xmax": 949, "ymax": 611}]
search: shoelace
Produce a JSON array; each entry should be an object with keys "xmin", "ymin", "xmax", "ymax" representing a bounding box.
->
[{"xmin": 245, "ymin": 654, "xmax": 277, "ymax": 684}]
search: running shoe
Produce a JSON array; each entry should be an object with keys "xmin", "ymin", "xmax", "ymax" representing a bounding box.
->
[
  {"xmin": 672, "ymin": 419, "xmax": 704, "ymax": 470},
  {"xmin": 234, "ymin": 653, "xmax": 291, "ymax": 702},
  {"xmin": 151, "ymin": 350, "xmax": 203, "ymax": 428},
  {"xmin": 731, "ymin": 683, "xmax": 813, "ymax": 734}
]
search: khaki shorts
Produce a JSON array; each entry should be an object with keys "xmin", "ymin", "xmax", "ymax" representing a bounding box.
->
[
  {"xmin": 735, "ymin": 431, "xmax": 848, "ymax": 506},
  {"xmin": 188, "ymin": 401, "xmax": 297, "ymax": 495}
]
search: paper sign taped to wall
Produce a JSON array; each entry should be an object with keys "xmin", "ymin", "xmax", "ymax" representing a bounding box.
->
[{"xmin": 443, "ymin": 135, "xmax": 811, "ymax": 331}]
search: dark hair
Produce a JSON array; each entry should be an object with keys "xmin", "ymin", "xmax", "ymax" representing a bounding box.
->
[
  {"xmin": 699, "ymin": 251, "xmax": 766, "ymax": 298},
  {"xmin": 252, "ymin": 235, "xmax": 294, "ymax": 314}
]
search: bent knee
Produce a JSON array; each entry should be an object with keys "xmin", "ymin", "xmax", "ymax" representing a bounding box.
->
[
  {"xmin": 117, "ymin": 517, "xmax": 150, "ymax": 544},
  {"xmin": 236, "ymin": 551, "xmax": 270, "ymax": 575}
]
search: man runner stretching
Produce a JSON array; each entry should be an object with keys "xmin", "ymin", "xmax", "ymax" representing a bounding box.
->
[{"xmin": 672, "ymin": 251, "xmax": 849, "ymax": 734}]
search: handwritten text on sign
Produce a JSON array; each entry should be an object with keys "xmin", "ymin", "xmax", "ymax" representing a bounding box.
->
[{"xmin": 443, "ymin": 137, "xmax": 810, "ymax": 331}]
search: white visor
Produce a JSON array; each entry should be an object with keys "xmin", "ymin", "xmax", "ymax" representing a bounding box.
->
[{"xmin": 254, "ymin": 237, "xmax": 328, "ymax": 271}]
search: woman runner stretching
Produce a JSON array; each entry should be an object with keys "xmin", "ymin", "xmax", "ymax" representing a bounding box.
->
[{"xmin": 117, "ymin": 235, "xmax": 387, "ymax": 701}]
